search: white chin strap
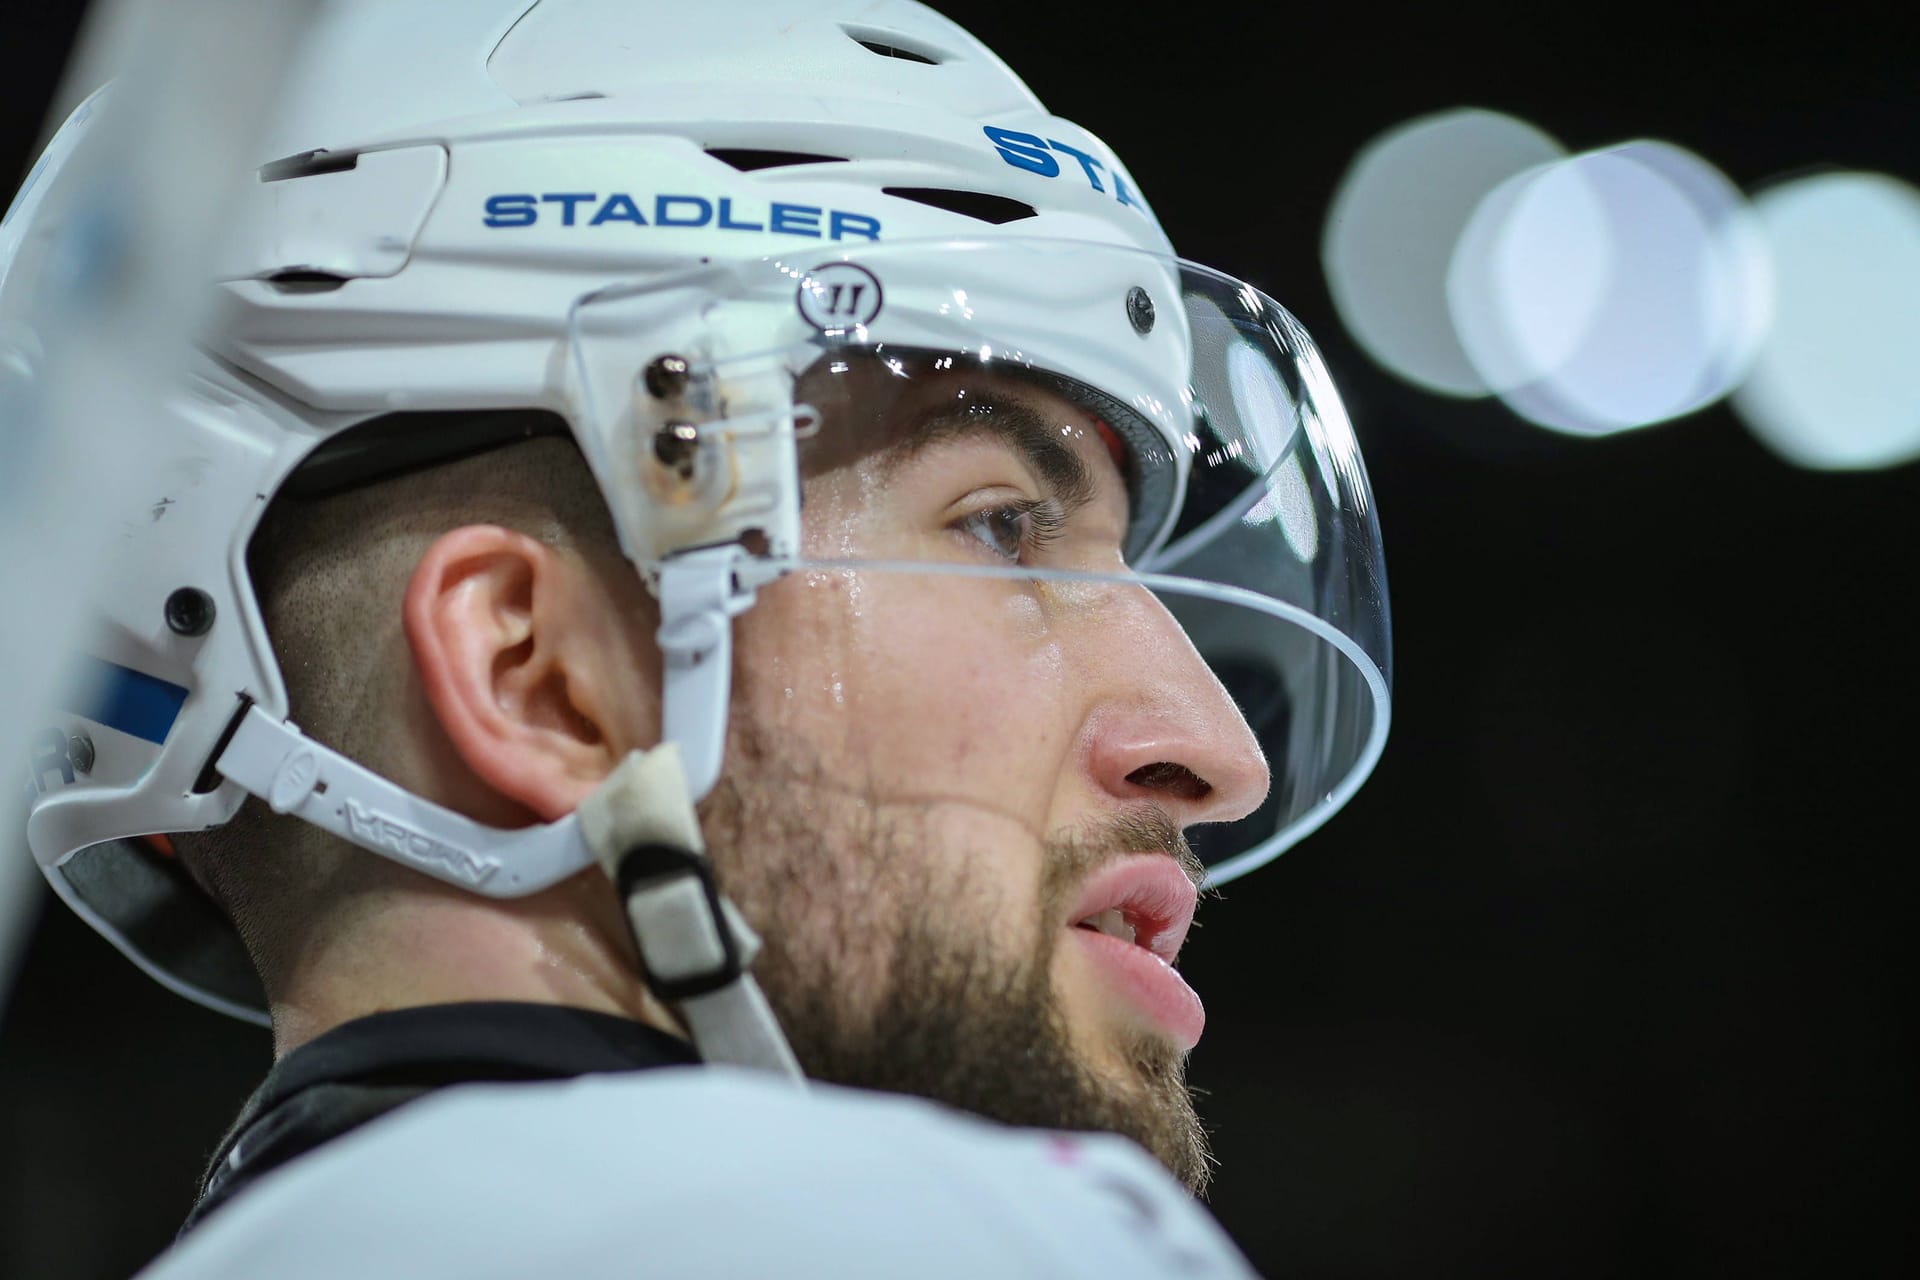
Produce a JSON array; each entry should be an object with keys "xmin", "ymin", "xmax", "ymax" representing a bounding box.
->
[
  {"xmin": 576, "ymin": 739, "xmax": 801, "ymax": 1080},
  {"xmin": 214, "ymin": 542, "xmax": 802, "ymax": 1083}
]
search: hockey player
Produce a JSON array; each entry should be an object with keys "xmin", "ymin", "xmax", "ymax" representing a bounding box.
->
[{"xmin": 12, "ymin": 1, "xmax": 1391, "ymax": 1274}]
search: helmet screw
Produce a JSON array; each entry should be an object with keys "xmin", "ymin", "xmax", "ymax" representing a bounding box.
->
[
  {"xmin": 165, "ymin": 587, "xmax": 216, "ymax": 637},
  {"xmin": 653, "ymin": 421, "xmax": 701, "ymax": 479},
  {"xmin": 644, "ymin": 354, "xmax": 692, "ymax": 400},
  {"xmin": 1125, "ymin": 286, "xmax": 1155, "ymax": 335},
  {"xmin": 68, "ymin": 733, "xmax": 95, "ymax": 775}
]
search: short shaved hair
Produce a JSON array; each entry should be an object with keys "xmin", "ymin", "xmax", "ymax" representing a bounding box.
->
[{"xmin": 176, "ymin": 432, "xmax": 640, "ymax": 996}]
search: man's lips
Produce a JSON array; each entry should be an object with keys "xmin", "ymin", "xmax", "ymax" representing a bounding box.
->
[
  {"xmin": 1067, "ymin": 854, "xmax": 1205, "ymax": 1050},
  {"xmin": 1069, "ymin": 854, "xmax": 1200, "ymax": 961}
]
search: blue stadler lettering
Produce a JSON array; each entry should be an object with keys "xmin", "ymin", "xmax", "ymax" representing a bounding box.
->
[{"xmin": 483, "ymin": 191, "xmax": 880, "ymax": 241}]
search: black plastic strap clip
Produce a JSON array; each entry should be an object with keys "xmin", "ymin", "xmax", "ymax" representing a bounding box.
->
[{"xmin": 615, "ymin": 842, "xmax": 744, "ymax": 1002}]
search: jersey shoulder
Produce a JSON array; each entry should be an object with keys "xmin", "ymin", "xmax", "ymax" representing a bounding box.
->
[{"xmin": 141, "ymin": 1068, "xmax": 1259, "ymax": 1279}]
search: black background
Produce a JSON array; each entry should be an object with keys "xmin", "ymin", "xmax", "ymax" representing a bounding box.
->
[{"xmin": 4, "ymin": 3, "xmax": 1916, "ymax": 1277}]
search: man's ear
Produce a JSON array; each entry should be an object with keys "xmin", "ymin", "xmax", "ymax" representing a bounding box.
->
[{"xmin": 403, "ymin": 525, "xmax": 656, "ymax": 821}]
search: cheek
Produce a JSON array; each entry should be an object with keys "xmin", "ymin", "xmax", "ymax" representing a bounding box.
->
[{"xmin": 739, "ymin": 568, "xmax": 1079, "ymax": 828}]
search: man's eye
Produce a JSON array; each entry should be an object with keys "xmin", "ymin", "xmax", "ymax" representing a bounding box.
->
[{"xmin": 956, "ymin": 499, "xmax": 1065, "ymax": 562}]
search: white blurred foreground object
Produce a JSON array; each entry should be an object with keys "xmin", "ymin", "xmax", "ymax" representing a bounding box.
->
[
  {"xmin": 0, "ymin": 0, "xmax": 320, "ymax": 1006},
  {"xmin": 1731, "ymin": 172, "xmax": 1920, "ymax": 469},
  {"xmin": 136, "ymin": 1070, "xmax": 1259, "ymax": 1279}
]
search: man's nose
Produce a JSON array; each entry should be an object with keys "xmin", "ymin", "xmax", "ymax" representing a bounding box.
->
[{"xmin": 1075, "ymin": 586, "xmax": 1271, "ymax": 828}]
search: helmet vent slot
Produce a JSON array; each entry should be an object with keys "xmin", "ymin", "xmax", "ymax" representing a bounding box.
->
[
  {"xmin": 706, "ymin": 148, "xmax": 847, "ymax": 172},
  {"xmin": 882, "ymin": 187, "xmax": 1038, "ymax": 225},
  {"xmin": 264, "ymin": 270, "xmax": 350, "ymax": 293},
  {"xmin": 841, "ymin": 25, "xmax": 948, "ymax": 65},
  {"xmin": 258, "ymin": 149, "xmax": 359, "ymax": 183}
]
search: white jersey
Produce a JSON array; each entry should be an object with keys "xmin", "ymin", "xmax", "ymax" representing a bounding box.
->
[{"xmin": 140, "ymin": 1067, "xmax": 1260, "ymax": 1278}]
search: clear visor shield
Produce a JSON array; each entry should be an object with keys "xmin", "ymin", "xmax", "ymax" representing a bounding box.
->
[{"xmin": 567, "ymin": 240, "xmax": 1390, "ymax": 885}]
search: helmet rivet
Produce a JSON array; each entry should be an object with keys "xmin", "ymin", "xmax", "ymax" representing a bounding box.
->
[
  {"xmin": 654, "ymin": 421, "xmax": 701, "ymax": 479},
  {"xmin": 165, "ymin": 587, "xmax": 216, "ymax": 637},
  {"xmin": 644, "ymin": 354, "xmax": 692, "ymax": 400},
  {"xmin": 68, "ymin": 733, "xmax": 95, "ymax": 775},
  {"xmin": 1125, "ymin": 286, "xmax": 1155, "ymax": 335}
]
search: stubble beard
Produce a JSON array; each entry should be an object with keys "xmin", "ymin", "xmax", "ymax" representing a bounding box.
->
[{"xmin": 697, "ymin": 746, "xmax": 1215, "ymax": 1195}]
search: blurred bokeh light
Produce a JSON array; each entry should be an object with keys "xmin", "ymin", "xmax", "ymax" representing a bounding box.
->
[
  {"xmin": 1322, "ymin": 109, "xmax": 1564, "ymax": 397},
  {"xmin": 1451, "ymin": 141, "xmax": 1768, "ymax": 436},
  {"xmin": 1331, "ymin": 111, "xmax": 1919, "ymax": 468},
  {"xmin": 1730, "ymin": 171, "xmax": 1920, "ymax": 469}
]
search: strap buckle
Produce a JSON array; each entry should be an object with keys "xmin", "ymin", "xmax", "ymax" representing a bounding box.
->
[{"xmin": 615, "ymin": 841, "xmax": 744, "ymax": 1002}]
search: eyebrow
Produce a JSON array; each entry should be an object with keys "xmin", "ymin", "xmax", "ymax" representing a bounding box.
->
[{"xmin": 888, "ymin": 396, "xmax": 1099, "ymax": 511}]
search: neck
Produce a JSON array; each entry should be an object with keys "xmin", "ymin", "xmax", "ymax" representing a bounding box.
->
[{"xmin": 267, "ymin": 871, "xmax": 688, "ymax": 1059}]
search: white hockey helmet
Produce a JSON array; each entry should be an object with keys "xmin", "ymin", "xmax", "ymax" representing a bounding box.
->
[{"xmin": 11, "ymin": 0, "xmax": 1390, "ymax": 1026}]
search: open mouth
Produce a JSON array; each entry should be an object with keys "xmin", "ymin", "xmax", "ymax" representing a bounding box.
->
[
  {"xmin": 1067, "ymin": 855, "xmax": 1205, "ymax": 1049},
  {"xmin": 1069, "ymin": 854, "xmax": 1198, "ymax": 960}
]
